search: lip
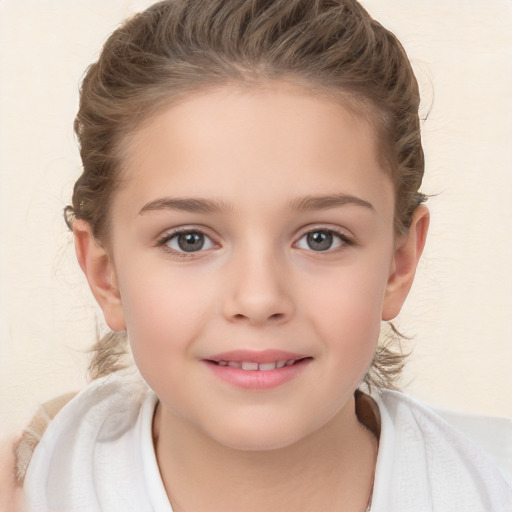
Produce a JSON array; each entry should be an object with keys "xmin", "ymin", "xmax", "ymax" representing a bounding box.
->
[
  {"xmin": 203, "ymin": 349, "xmax": 312, "ymax": 390},
  {"xmin": 206, "ymin": 349, "xmax": 309, "ymax": 364}
]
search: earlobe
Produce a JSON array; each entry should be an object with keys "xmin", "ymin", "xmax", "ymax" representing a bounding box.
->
[
  {"xmin": 73, "ymin": 220, "xmax": 126, "ymax": 331},
  {"xmin": 382, "ymin": 205, "xmax": 429, "ymax": 321}
]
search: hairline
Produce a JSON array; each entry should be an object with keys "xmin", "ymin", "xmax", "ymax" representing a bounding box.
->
[{"xmin": 99, "ymin": 76, "xmax": 397, "ymax": 243}]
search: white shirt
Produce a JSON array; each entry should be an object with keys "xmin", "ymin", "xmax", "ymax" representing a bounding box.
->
[{"xmin": 23, "ymin": 373, "xmax": 512, "ymax": 512}]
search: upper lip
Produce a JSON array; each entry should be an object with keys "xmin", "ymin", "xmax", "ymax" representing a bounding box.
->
[{"xmin": 205, "ymin": 349, "xmax": 310, "ymax": 364}]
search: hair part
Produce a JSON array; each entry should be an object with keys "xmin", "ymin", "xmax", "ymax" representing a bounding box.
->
[{"xmin": 66, "ymin": 0, "xmax": 427, "ymax": 389}]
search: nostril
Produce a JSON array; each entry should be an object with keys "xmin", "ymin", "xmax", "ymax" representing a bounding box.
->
[{"xmin": 230, "ymin": 312, "xmax": 285, "ymax": 324}]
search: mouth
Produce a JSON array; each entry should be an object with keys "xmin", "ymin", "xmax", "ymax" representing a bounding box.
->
[
  {"xmin": 203, "ymin": 351, "xmax": 312, "ymax": 389},
  {"xmin": 208, "ymin": 358, "xmax": 310, "ymax": 371}
]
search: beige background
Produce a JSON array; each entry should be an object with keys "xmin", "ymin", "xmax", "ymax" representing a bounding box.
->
[{"xmin": 1, "ymin": 0, "xmax": 511, "ymax": 438}]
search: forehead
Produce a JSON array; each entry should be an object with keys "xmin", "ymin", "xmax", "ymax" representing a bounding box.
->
[{"xmin": 115, "ymin": 81, "xmax": 394, "ymax": 219}]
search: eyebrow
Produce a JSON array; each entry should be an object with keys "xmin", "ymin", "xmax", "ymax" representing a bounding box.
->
[
  {"xmin": 139, "ymin": 197, "xmax": 231, "ymax": 215},
  {"xmin": 289, "ymin": 194, "xmax": 375, "ymax": 212},
  {"xmin": 139, "ymin": 193, "xmax": 375, "ymax": 215}
]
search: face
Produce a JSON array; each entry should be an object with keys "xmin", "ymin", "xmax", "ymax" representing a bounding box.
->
[{"xmin": 100, "ymin": 82, "xmax": 406, "ymax": 450}]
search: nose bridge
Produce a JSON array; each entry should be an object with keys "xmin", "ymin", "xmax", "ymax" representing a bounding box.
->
[{"xmin": 223, "ymin": 237, "xmax": 293, "ymax": 325}]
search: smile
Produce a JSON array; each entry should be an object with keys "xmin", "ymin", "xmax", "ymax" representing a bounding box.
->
[
  {"xmin": 204, "ymin": 351, "xmax": 312, "ymax": 389},
  {"xmin": 214, "ymin": 359, "xmax": 302, "ymax": 371}
]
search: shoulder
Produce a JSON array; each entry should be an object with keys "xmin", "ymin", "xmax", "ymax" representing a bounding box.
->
[
  {"xmin": 370, "ymin": 390, "xmax": 512, "ymax": 512},
  {"xmin": 23, "ymin": 372, "xmax": 157, "ymax": 511},
  {"xmin": 24, "ymin": 371, "xmax": 151, "ymax": 461},
  {"xmin": 15, "ymin": 391, "xmax": 78, "ymax": 485},
  {"xmin": 376, "ymin": 390, "xmax": 512, "ymax": 483},
  {"xmin": 433, "ymin": 403, "xmax": 512, "ymax": 485}
]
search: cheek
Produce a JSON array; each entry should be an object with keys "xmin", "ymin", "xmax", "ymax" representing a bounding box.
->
[
  {"xmin": 116, "ymin": 264, "xmax": 215, "ymax": 367},
  {"xmin": 304, "ymin": 259, "xmax": 390, "ymax": 356}
]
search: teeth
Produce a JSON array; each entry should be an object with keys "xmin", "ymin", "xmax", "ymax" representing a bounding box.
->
[
  {"xmin": 258, "ymin": 362, "xmax": 277, "ymax": 371},
  {"xmin": 217, "ymin": 359, "xmax": 298, "ymax": 370},
  {"xmin": 241, "ymin": 361, "xmax": 259, "ymax": 371}
]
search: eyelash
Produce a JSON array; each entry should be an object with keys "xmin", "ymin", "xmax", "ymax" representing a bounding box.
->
[
  {"xmin": 155, "ymin": 226, "xmax": 355, "ymax": 257},
  {"xmin": 155, "ymin": 228, "xmax": 217, "ymax": 258},
  {"xmin": 294, "ymin": 227, "xmax": 354, "ymax": 253}
]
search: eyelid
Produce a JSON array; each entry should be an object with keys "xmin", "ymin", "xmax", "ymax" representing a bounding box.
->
[
  {"xmin": 155, "ymin": 225, "xmax": 220, "ymax": 257},
  {"xmin": 293, "ymin": 225, "xmax": 355, "ymax": 250}
]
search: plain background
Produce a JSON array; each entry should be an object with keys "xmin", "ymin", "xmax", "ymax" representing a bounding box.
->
[{"xmin": 1, "ymin": 0, "xmax": 511, "ymax": 438}]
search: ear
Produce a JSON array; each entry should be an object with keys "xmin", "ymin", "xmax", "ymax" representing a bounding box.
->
[
  {"xmin": 73, "ymin": 219, "xmax": 126, "ymax": 331},
  {"xmin": 382, "ymin": 205, "xmax": 429, "ymax": 321}
]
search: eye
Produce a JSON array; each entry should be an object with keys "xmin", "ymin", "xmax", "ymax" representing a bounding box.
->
[
  {"xmin": 160, "ymin": 230, "xmax": 215, "ymax": 254},
  {"xmin": 296, "ymin": 229, "xmax": 349, "ymax": 252}
]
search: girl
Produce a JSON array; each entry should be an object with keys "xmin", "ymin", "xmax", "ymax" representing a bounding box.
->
[{"xmin": 8, "ymin": 0, "xmax": 512, "ymax": 510}]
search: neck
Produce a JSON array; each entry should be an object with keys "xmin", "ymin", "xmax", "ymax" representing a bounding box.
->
[{"xmin": 153, "ymin": 396, "xmax": 378, "ymax": 512}]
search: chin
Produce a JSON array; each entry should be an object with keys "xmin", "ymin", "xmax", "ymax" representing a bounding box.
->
[
  {"xmin": 215, "ymin": 427, "xmax": 306, "ymax": 452},
  {"xmin": 201, "ymin": 410, "xmax": 317, "ymax": 452}
]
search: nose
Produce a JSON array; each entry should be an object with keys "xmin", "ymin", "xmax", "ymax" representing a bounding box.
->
[{"xmin": 222, "ymin": 248, "xmax": 294, "ymax": 326}]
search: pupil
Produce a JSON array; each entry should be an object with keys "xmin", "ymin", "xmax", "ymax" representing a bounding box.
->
[
  {"xmin": 307, "ymin": 231, "xmax": 332, "ymax": 251},
  {"xmin": 178, "ymin": 232, "xmax": 204, "ymax": 252}
]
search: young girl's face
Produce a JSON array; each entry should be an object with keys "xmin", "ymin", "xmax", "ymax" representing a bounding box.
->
[{"xmin": 86, "ymin": 82, "xmax": 420, "ymax": 450}]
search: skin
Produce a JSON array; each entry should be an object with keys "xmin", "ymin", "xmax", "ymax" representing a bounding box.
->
[
  {"xmin": 0, "ymin": 439, "xmax": 23, "ymax": 512},
  {"xmin": 75, "ymin": 81, "xmax": 429, "ymax": 512}
]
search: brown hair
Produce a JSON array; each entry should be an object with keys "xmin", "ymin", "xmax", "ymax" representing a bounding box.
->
[{"xmin": 66, "ymin": 0, "xmax": 426, "ymax": 389}]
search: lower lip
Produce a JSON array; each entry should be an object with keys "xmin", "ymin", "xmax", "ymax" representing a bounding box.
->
[{"xmin": 203, "ymin": 359, "xmax": 311, "ymax": 390}]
